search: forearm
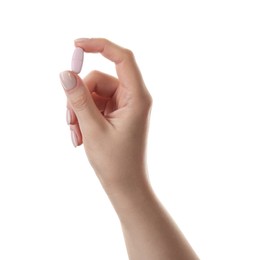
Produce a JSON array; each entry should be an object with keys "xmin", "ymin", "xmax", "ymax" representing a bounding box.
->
[{"xmin": 100, "ymin": 169, "xmax": 199, "ymax": 260}]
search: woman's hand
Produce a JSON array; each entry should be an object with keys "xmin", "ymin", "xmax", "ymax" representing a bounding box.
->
[{"xmin": 60, "ymin": 38, "xmax": 152, "ymax": 191}]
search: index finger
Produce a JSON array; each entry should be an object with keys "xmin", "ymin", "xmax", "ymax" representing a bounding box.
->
[{"xmin": 74, "ymin": 38, "xmax": 145, "ymax": 91}]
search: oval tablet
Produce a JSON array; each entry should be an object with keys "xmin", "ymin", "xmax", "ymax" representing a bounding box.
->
[{"xmin": 71, "ymin": 47, "xmax": 84, "ymax": 74}]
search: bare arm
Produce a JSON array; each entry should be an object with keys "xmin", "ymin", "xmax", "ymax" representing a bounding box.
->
[
  {"xmin": 60, "ymin": 38, "xmax": 198, "ymax": 260},
  {"xmin": 103, "ymin": 170, "xmax": 198, "ymax": 260}
]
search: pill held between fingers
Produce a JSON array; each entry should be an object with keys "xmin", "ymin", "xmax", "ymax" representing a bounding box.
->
[{"xmin": 71, "ymin": 47, "xmax": 84, "ymax": 74}]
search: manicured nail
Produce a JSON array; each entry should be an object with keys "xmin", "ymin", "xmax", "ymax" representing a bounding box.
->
[
  {"xmin": 71, "ymin": 130, "xmax": 78, "ymax": 147},
  {"xmin": 59, "ymin": 71, "xmax": 77, "ymax": 90},
  {"xmin": 74, "ymin": 38, "xmax": 89, "ymax": 42},
  {"xmin": 66, "ymin": 109, "xmax": 71, "ymax": 125},
  {"xmin": 71, "ymin": 47, "xmax": 84, "ymax": 74}
]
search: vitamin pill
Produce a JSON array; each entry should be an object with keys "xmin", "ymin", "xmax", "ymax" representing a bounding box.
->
[{"xmin": 71, "ymin": 47, "xmax": 84, "ymax": 74}]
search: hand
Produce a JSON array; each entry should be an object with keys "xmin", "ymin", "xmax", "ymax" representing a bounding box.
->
[
  {"xmin": 60, "ymin": 38, "xmax": 152, "ymax": 190},
  {"xmin": 60, "ymin": 38, "xmax": 198, "ymax": 260}
]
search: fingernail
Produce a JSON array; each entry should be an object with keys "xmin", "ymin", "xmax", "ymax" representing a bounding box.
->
[
  {"xmin": 74, "ymin": 38, "xmax": 89, "ymax": 42},
  {"xmin": 60, "ymin": 71, "xmax": 77, "ymax": 90},
  {"xmin": 71, "ymin": 130, "xmax": 78, "ymax": 148},
  {"xmin": 66, "ymin": 109, "xmax": 71, "ymax": 125}
]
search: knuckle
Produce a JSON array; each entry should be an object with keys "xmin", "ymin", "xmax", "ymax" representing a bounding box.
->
[
  {"xmin": 99, "ymin": 38, "xmax": 110, "ymax": 49},
  {"xmin": 99, "ymin": 37, "xmax": 109, "ymax": 43},
  {"xmin": 70, "ymin": 94, "xmax": 88, "ymax": 111},
  {"xmin": 142, "ymin": 100, "xmax": 152, "ymax": 114},
  {"xmin": 133, "ymin": 94, "xmax": 153, "ymax": 118},
  {"xmin": 88, "ymin": 70, "xmax": 100, "ymax": 78},
  {"xmin": 123, "ymin": 48, "xmax": 134, "ymax": 59},
  {"xmin": 141, "ymin": 93, "xmax": 153, "ymax": 112},
  {"xmin": 146, "ymin": 93, "xmax": 153, "ymax": 109}
]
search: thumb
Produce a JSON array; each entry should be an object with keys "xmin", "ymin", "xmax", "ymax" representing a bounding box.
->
[{"xmin": 60, "ymin": 71, "xmax": 106, "ymax": 136}]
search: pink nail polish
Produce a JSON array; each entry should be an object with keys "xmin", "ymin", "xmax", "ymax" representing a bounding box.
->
[
  {"xmin": 66, "ymin": 109, "xmax": 71, "ymax": 125},
  {"xmin": 60, "ymin": 71, "xmax": 77, "ymax": 90},
  {"xmin": 71, "ymin": 47, "xmax": 84, "ymax": 74},
  {"xmin": 71, "ymin": 130, "xmax": 78, "ymax": 147}
]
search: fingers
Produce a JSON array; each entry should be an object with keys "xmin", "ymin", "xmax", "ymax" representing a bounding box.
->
[
  {"xmin": 75, "ymin": 38, "xmax": 145, "ymax": 92},
  {"xmin": 70, "ymin": 123, "xmax": 82, "ymax": 147},
  {"xmin": 60, "ymin": 39, "xmax": 150, "ymax": 148},
  {"xmin": 66, "ymin": 70, "xmax": 118, "ymax": 123},
  {"xmin": 84, "ymin": 70, "xmax": 119, "ymax": 98},
  {"xmin": 63, "ymin": 70, "xmax": 119, "ymax": 147},
  {"xmin": 66, "ymin": 103, "xmax": 83, "ymax": 147},
  {"xmin": 66, "ymin": 104, "xmax": 77, "ymax": 125},
  {"xmin": 75, "ymin": 38, "xmax": 131, "ymax": 63},
  {"xmin": 60, "ymin": 71, "xmax": 108, "ymax": 138}
]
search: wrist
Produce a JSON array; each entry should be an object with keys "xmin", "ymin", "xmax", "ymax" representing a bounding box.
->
[
  {"xmin": 94, "ymin": 161, "xmax": 148, "ymax": 192},
  {"xmin": 97, "ymin": 167, "xmax": 154, "ymax": 223}
]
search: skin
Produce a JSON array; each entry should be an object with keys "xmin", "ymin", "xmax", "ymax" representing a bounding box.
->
[{"xmin": 60, "ymin": 38, "xmax": 199, "ymax": 260}]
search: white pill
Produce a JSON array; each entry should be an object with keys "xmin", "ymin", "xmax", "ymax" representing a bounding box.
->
[{"xmin": 71, "ymin": 47, "xmax": 84, "ymax": 74}]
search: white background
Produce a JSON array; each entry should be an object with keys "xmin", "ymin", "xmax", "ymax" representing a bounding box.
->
[{"xmin": 0, "ymin": 0, "xmax": 252, "ymax": 259}]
